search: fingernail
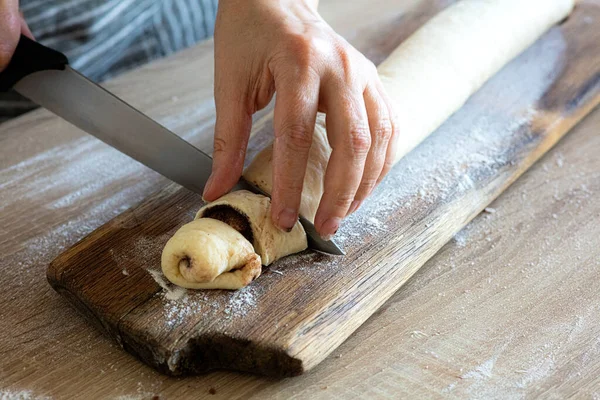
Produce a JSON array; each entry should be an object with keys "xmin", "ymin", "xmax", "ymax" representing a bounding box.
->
[
  {"xmin": 348, "ymin": 200, "xmax": 361, "ymax": 215},
  {"xmin": 320, "ymin": 217, "xmax": 341, "ymax": 241},
  {"xmin": 202, "ymin": 174, "xmax": 214, "ymax": 199},
  {"xmin": 277, "ymin": 208, "xmax": 298, "ymax": 232}
]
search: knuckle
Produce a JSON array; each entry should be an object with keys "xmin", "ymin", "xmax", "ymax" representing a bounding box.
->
[
  {"xmin": 391, "ymin": 116, "xmax": 400, "ymax": 135},
  {"xmin": 287, "ymin": 33, "xmax": 319, "ymax": 67},
  {"xmin": 383, "ymin": 157, "xmax": 395, "ymax": 172},
  {"xmin": 277, "ymin": 180, "xmax": 305, "ymax": 197},
  {"xmin": 371, "ymin": 118, "xmax": 393, "ymax": 142},
  {"xmin": 213, "ymin": 137, "xmax": 228, "ymax": 154},
  {"xmin": 359, "ymin": 176, "xmax": 379, "ymax": 194},
  {"xmin": 280, "ymin": 123, "xmax": 313, "ymax": 151},
  {"xmin": 366, "ymin": 60, "xmax": 378, "ymax": 75},
  {"xmin": 380, "ymin": 157, "xmax": 395, "ymax": 178},
  {"xmin": 347, "ymin": 126, "xmax": 371, "ymax": 157},
  {"xmin": 213, "ymin": 137, "xmax": 245, "ymax": 162},
  {"xmin": 277, "ymin": 34, "xmax": 322, "ymax": 82},
  {"xmin": 388, "ymin": 109, "xmax": 400, "ymax": 128},
  {"xmin": 334, "ymin": 192, "xmax": 355, "ymax": 209}
]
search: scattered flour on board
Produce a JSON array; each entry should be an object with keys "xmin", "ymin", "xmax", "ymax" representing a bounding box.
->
[
  {"xmin": 0, "ymin": 136, "xmax": 163, "ymax": 285},
  {"xmin": 113, "ymin": 393, "xmax": 158, "ymax": 400},
  {"xmin": 366, "ymin": 217, "xmax": 384, "ymax": 228},
  {"xmin": 384, "ymin": 27, "xmax": 600, "ymax": 397},
  {"xmin": 453, "ymin": 230, "xmax": 469, "ymax": 248},
  {"xmin": 144, "ymin": 265, "xmax": 260, "ymax": 328},
  {"xmin": 147, "ymin": 269, "xmax": 186, "ymax": 301}
]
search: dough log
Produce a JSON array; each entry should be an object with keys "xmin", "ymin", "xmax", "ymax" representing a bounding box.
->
[{"xmin": 162, "ymin": 0, "xmax": 574, "ymax": 290}]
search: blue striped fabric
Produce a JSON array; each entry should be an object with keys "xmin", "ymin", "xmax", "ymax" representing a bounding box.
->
[{"xmin": 0, "ymin": 0, "xmax": 218, "ymax": 123}]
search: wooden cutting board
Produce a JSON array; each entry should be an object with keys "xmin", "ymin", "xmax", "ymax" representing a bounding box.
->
[{"xmin": 48, "ymin": 1, "xmax": 600, "ymax": 378}]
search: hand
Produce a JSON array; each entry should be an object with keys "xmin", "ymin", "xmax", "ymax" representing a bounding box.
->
[
  {"xmin": 203, "ymin": 0, "xmax": 398, "ymax": 239},
  {"xmin": 0, "ymin": 0, "xmax": 34, "ymax": 72}
]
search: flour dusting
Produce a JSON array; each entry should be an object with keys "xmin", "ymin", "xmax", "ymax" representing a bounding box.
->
[
  {"xmin": 147, "ymin": 269, "xmax": 187, "ymax": 301},
  {"xmin": 0, "ymin": 391, "xmax": 49, "ymax": 400},
  {"xmin": 462, "ymin": 357, "xmax": 497, "ymax": 380},
  {"xmin": 144, "ymin": 264, "xmax": 261, "ymax": 328}
]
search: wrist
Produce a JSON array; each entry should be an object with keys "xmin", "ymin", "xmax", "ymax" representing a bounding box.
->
[{"xmin": 218, "ymin": 0, "xmax": 319, "ymax": 13}]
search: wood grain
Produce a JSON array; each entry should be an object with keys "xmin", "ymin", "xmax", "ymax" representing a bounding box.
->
[
  {"xmin": 1, "ymin": 0, "xmax": 600, "ymax": 398},
  {"xmin": 46, "ymin": 1, "xmax": 600, "ymax": 378}
]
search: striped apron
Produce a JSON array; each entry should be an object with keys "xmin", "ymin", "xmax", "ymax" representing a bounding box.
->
[{"xmin": 0, "ymin": 0, "xmax": 218, "ymax": 123}]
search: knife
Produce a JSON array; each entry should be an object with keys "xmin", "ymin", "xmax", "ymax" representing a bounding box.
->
[{"xmin": 0, "ymin": 35, "xmax": 343, "ymax": 256}]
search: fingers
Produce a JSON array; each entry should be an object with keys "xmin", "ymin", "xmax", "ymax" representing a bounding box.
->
[
  {"xmin": 0, "ymin": 0, "xmax": 22, "ymax": 71},
  {"xmin": 377, "ymin": 87, "xmax": 400, "ymax": 186},
  {"xmin": 270, "ymin": 70, "xmax": 320, "ymax": 231},
  {"xmin": 350, "ymin": 83, "xmax": 394, "ymax": 214},
  {"xmin": 203, "ymin": 86, "xmax": 253, "ymax": 202},
  {"xmin": 314, "ymin": 86, "xmax": 371, "ymax": 239},
  {"xmin": 20, "ymin": 12, "xmax": 34, "ymax": 39}
]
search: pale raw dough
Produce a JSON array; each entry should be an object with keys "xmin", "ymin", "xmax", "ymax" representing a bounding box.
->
[
  {"xmin": 196, "ymin": 190, "xmax": 307, "ymax": 265},
  {"xmin": 244, "ymin": 115, "xmax": 330, "ymax": 222},
  {"xmin": 161, "ymin": 218, "xmax": 262, "ymax": 289},
  {"xmin": 162, "ymin": 0, "xmax": 574, "ymax": 290},
  {"xmin": 377, "ymin": 0, "xmax": 575, "ymax": 164}
]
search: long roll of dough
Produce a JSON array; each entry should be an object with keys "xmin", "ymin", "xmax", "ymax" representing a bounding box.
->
[{"xmin": 162, "ymin": 0, "xmax": 574, "ymax": 290}]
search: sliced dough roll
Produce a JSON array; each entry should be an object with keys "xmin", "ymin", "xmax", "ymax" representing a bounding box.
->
[
  {"xmin": 196, "ymin": 190, "xmax": 307, "ymax": 265},
  {"xmin": 162, "ymin": 191, "xmax": 307, "ymax": 290},
  {"xmin": 161, "ymin": 218, "xmax": 262, "ymax": 290}
]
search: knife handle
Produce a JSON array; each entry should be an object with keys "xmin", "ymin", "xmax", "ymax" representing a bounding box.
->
[{"xmin": 0, "ymin": 34, "xmax": 69, "ymax": 92}]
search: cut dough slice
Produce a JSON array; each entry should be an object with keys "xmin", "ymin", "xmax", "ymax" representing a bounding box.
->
[
  {"xmin": 161, "ymin": 218, "xmax": 262, "ymax": 290},
  {"xmin": 196, "ymin": 190, "xmax": 307, "ymax": 266},
  {"xmin": 162, "ymin": 0, "xmax": 575, "ymax": 290}
]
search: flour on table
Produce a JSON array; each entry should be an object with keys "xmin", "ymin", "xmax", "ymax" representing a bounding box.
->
[
  {"xmin": 409, "ymin": 135, "xmax": 599, "ymax": 399},
  {"xmin": 0, "ymin": 390, "xmax": 49, "ymax": 400}
]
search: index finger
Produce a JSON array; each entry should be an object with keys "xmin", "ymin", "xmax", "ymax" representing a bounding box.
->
[{"xmin": 202, "ymin": 86, "xmax": 253, "ymax": 202}]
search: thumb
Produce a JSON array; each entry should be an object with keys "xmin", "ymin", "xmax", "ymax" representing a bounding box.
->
[
  {"xmin": 0, "ymin": 0, "xmax": 22, "ymax": 71},
  {"xmin": 202, "ymin": 85, "xmax": 252, "ymax": 202}
]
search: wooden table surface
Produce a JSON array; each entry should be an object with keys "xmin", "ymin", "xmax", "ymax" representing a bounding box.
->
[{"xmin": 1, "ymin": 0, "xmax": 599, "ymax": 398}]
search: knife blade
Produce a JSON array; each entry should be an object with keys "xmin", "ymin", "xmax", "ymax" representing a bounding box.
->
[
  {"xmin": 15, "ymin": 67, "xmax": 215, "ymax": 195},
  {"xmin": 4, "ymin": 36, "xmax": 343, "ymax": 255}
]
